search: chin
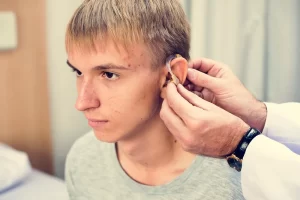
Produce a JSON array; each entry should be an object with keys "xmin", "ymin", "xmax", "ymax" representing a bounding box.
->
[{"xmin": 93, "ymin": 129, "xmax": 120, "ymax": 143}]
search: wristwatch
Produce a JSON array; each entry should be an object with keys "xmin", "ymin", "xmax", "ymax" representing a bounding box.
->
[{"xmin": 226, "ymin": 128, "xmax": 261, "ymax": 172}]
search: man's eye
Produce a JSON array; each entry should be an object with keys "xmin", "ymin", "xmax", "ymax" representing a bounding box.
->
[
  {"xmin": 102, "ymin": 72, "xmax": 119, "ymax": 80},
  {"xmin": 72, "ymin": 69, "xmax": 82, "ymax": 77}
]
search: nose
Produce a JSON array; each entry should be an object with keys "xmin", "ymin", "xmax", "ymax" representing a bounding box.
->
[{"xmin": 75, "ymin": 80, "xmax": 100, "ymax": 111}]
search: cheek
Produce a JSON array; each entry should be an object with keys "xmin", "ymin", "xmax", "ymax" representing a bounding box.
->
[
  {"xmin": 96, "ymin": 84, "xmax": 135, "ymax": 119},
  {"xmin": 125, "ymin": 79, "xmax": 161, "ymax": 118},
  {"xmin": 104, "ymin": 79, "xmax": 161, "ymax": 121}
]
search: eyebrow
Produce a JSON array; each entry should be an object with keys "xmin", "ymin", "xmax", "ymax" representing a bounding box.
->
[{"xmin": 66, "ymin": 60, "xmax": 131, "ymax": 71}]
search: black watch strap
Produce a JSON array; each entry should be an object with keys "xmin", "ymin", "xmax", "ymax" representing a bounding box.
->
[{"xmin": 226, "ymin": 127, "xmax": 261, "ymax": 171}]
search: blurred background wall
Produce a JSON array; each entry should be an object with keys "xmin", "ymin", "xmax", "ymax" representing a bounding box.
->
[
  {"xmin": 0, "ymin": 0, "xmax": 53, "ymax": 174},
  {"xmin": 182, "ymin": 0, "xmax": 300, "ymax": 102}
]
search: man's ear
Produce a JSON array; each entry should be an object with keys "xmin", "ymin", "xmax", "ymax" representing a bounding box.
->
[
  {"xmin": 160, "ymin": 57, "xmax": 188, "ymax": 99},
  {"xmin": 170, "ymin": 56, "xmax": 188, "ymax": 84}
]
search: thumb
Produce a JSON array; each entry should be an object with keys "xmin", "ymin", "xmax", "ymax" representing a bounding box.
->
[{"xmin": 187, "ymin": 68, "xmax": 221, "ymax": 93}]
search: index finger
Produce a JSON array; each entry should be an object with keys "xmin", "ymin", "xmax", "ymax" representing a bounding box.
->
[
  {"xmin": 160, "ymin": 99, "xmax": 187, "ymax": 142},
  {"xmin": 165, "ymin": 83, "xmax": 198, "ymax": 120},
  {"xmin": 189, "ymin": 58, "xmax": 226, "ymax": 74}
]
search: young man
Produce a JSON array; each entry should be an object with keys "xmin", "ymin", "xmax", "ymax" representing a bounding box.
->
[{"xmin": 65, "ymin": 0, "xmax": 244, "ymax": 199}]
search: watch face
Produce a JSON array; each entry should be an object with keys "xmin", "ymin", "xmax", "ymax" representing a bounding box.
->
[{"xmin": 227, "ymin": 156, "xmax": 242, "ymax": 172}]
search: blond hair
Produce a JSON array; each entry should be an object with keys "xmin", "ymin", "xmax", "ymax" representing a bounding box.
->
[{"xmin": 66, "ymin": 0, "xmax": 190, "ymax": 66}]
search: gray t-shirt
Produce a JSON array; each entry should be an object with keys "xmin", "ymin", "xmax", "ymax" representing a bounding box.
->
[{"xmin": 65, "ymin": 131, "xmax": 245, "ymax": 200}]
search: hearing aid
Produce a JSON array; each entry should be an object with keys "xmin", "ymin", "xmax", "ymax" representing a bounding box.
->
[{"xmin": 165, "ymin": 54, "xmax": 182, "ymax": 86}]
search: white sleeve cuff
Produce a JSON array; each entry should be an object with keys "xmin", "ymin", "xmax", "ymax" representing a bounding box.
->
[{"xmin": 261, "ymin": 102, "xmax": 300, "ymax": 154}]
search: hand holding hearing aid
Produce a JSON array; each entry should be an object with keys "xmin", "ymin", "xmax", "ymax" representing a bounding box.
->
[
  {"xmin": 184, "ymin": 58, "xmax": 266, "ymax": 132},
  {"xmin": 160, "ymin": 57, "xmax": 267, "ymax": 157}
]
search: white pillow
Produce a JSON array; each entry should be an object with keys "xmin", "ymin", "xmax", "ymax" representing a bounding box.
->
[{"xmin": 0, "ymin": 143, "xmax": 32, "ymax": 192}]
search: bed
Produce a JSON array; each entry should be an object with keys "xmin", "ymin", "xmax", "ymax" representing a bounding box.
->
[
  {"xmin": 0, "ymin": 143, "xmax": 69, "ymax": 200},
  {"xmin": 0, "ymin": 169, "xmax": 69, "ymax": 200}
]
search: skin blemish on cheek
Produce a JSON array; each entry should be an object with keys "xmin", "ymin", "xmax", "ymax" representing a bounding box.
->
[
  {"xmin": 113, "ymin": 109, "xmax": 121, "ymax": 114},
  {"xmin": 134, "ymin": 96, "xmax": 145, "ymax": 105}
]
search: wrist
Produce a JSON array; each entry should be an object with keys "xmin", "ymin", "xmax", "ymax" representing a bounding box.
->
[
  {"xmin": 226, "ymin": 127, "xmax": 261, "ymax": 171},
  {"xmin": 242, "ymin": 101, "xmax": 267, "ymax": 132},
  {"xmin": 225, "ymin": 120, "xmax": 250, "ymax": 156}
]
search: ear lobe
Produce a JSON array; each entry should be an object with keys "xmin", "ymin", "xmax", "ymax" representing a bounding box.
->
[{"xmin": 170, "ymin": 57, "xmax": 188, "ymax": 84}]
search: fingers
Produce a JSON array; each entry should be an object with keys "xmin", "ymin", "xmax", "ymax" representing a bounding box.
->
[
  {"xmin": 192, "ymin": 90, "xmax": 203, "ymax": 99},
  {"xmin": 193, "ymin": 85, "xmax": 203, "ymax": 93},
  {"xmin": 165, "ymin": 83, "xmax": 197, "ymax": 118},
  {"xmin": 189, "ymin": 58, "xmax": 225, "ymax": 74},
  {"xmin": 177, "ymin": 84, "xmax": 214, "ymax": 111},
  {"xmin": 187, "ymin": 68, "xmax": 221, "ymax": 93},
  {"xmin": 160, "ymin": 99, "xmax": 187, "ymax": 142}
]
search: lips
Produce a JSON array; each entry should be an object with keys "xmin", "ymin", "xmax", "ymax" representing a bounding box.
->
[{"xmin": 87, "ymin": 118, "xmax": 108, "ymax": 128}]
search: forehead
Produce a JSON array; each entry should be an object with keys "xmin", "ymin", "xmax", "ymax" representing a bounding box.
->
[{"xmin": 67, "ymin": 39, "xmax": 153, "ymax": 70}]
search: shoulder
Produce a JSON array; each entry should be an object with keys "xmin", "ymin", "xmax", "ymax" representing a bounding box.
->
[
  {"xmin": 193, "ymin": 156, "xmax": 244, "ymax": 199},
  {"xmin": 69, "ymin": 130, "xmax": 98, "ymax": 152},
  {"xmin": 65, "ymin": 130, "xmax": 112, "ymax": 172},
  {"xmin": 65, "ymin": 131, "xmax": 116, "ymax": 196},
  {"xmin": 202, "ymin": 156, "xmax": 242, "ymax": 183}
]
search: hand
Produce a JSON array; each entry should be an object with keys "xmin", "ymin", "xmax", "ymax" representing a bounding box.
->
[
  {"xmin": 184, "ymin": 58, "xmax": 267, "ymax": 132},
  {"xmin": 160, "ymin": 83, "xmax": 250, "ymax": 157}
]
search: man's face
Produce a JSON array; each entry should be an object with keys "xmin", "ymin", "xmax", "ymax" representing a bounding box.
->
[{"xmin": 67, "ymin": 40, "xmax": 166, "ymax": 142}]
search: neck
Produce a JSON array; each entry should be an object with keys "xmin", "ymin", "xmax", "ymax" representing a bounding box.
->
[
  {"xmin": 116, "ymin": 113, "xmax": 196, "ymax": 186},
  {"xmin": 117, "ymin": 114, "xmax": 183, "ymax": 169}
]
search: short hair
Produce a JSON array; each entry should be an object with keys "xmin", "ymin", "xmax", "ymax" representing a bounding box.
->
[{"xmin": 66, "ymin": 0, "xmax": 190, "ymax": 67}]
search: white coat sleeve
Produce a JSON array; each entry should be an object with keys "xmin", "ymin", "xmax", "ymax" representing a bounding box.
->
[{"xmin": 241, "ymin": 102, "xmax": 300, "ymax": 200}]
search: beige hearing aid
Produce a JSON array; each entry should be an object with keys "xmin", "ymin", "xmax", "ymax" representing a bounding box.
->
[{"xmin": 166, "ymin": 54, "xmax": 181, "ymax": 86}]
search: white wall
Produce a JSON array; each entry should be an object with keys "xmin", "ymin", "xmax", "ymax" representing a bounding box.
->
[
  {"xmin": 46, "ymin": 0, "xmax": 90, "ymax": 178},
  {"xmin": 186, "ymin": 0, "xmax": 300, "ymax": 103}
]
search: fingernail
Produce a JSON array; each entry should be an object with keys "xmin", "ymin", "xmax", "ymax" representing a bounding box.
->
[
  {"xmin": 187, "ymin": 68, "xmax": 195, "ymax": 80},
  {"xmin": 167, "ymin": 81, "xmax": 175, "ymax": 88}
]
